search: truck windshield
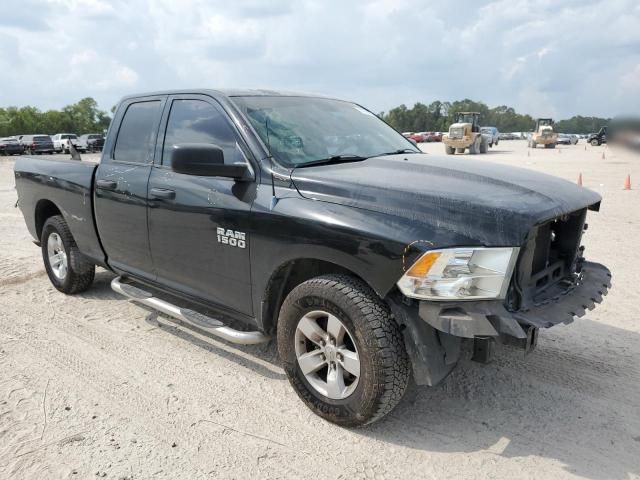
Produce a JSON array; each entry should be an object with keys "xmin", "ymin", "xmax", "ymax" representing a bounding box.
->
[{"xmin": 231, "ymin": 96, "xmax": 418, "ymax": 167}]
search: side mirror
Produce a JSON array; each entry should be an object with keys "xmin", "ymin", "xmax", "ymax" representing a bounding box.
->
[{"xmin": 171, "ymin": 143, "xmax": 251, "ymax": 180}]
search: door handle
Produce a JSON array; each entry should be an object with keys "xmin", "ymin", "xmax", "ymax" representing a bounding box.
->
[
  {"xmin": 96, "ymin": 179, "xmax": 117, "ymax": 190},
  {"xmin": 150, "ymin": 188, "xmax": 176, "ymax": 200}
]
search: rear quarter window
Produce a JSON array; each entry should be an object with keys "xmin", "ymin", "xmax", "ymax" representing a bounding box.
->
[{"xmin": 114, "ymin": 100, "xmax": 162, "ymax": 164}]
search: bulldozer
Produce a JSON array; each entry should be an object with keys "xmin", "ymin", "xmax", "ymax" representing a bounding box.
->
[
  {"xmin": 529, "ymin": 118, "xmax": 558, "ymax": 149},
  {"xmin": 443, "ymin": 112, "xmax": 489, "ymax": 155}
]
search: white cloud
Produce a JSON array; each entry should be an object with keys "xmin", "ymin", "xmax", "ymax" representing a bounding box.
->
[{"xmin": 0, "ymin": 0, "xmax": 638, "ymax": 118}]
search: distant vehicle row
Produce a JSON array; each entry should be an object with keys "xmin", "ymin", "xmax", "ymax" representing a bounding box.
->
[
  {"xmin": 401, "ymin": 131, "xmax": 443, "ymax": 143},
  {"xmin": 0, "ymin": 133, "xmax": 105, "ymax": 156}
]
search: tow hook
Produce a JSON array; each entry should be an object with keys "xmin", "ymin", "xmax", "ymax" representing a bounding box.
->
[{"xmin": 472, "ymin": 336, "xmax": 494, "ymax": 364}]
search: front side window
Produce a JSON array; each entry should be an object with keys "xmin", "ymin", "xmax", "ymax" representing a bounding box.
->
[
  {"xmin": 231, "ymin": 96, "xmax": 418, "ymax": 167},
  {"xmin": 162, "ymin": 99, "xmax": 244, "ymax": 167},
  {"xmin": 114, "ymin": 100, "xmax": 161, "ymax": 164}
]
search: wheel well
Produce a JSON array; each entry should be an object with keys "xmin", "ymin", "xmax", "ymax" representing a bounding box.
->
[
  {"xmin": 35, "ymin": 200, "xmax": 62, "ymax": 240},
  {"xmin": 261, "ymin": 258, "xmax": 371, "ymax": 334}
]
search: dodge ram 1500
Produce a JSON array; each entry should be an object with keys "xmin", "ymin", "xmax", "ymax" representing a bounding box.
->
[{"xmin": 14, "ymin": 89, "xmax": 611, "ymax": 426}]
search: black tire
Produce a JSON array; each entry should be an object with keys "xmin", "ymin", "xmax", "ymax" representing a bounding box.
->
[
  {"xmin": 445, "ymin": 145, "xmax": 455, "ymax": 155},
  {"xmin": 277, "ymin": 274, "xmax": 410, "ymax": 427},
  {"xmin": 41, "ymin": 215, "xmax": 95, "ymax": 294},
  {"xmin": 591, "ymin": 139, "xmax": 599, "ymax": 146},
  {"xmin": 456, "ymin": 148, "xmax": 465, "ymax": 154},
  {"xmin": 468, "ymin": 138, "xmax": 479, "ymax": 154}
]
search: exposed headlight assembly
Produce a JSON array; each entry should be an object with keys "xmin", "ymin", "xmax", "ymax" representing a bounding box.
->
[{"xmin": 397, "ymin": 247, "xmax": 519, "ymax": 300}]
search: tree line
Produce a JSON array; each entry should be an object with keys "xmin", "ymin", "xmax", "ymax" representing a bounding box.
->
[
  {"xmin": 0, "ymin": 96, "xmax": 610, "ymax": 138},
  {"xmin": 380, "ymin": 99, "xmax": 610, "ymax": 134},
  {"xmin": 0, "ymin": 98, "xmax": 112, "ymax": 138}
]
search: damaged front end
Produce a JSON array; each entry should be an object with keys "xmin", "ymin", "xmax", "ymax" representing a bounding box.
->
[{"xmin": 393, "ymin": 206, "xmax": 612, "ymax": 385}]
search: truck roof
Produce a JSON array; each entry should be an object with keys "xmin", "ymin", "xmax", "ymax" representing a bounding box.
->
[{"xmin": 119, "ymin": 88, "xmax": 335, "ymax": 103}]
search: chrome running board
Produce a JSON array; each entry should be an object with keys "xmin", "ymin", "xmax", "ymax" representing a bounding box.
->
[{"xmin": 111, "ymin": 276, "xmax": 270, "ymax": 345}]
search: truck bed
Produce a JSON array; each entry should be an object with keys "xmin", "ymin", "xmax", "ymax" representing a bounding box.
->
[{"xmin": 14, "ymin": 156, "xmax": 105, "ymax": 265}]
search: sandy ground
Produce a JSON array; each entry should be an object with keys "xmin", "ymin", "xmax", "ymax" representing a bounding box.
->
[{"xmin": 0, "ymin": 142, "xmax": 639, "ymax": 480}]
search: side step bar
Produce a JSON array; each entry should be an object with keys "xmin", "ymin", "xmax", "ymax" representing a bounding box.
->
[{"xmin": 111, "ymin": 276, "xmax": 270, "ymax": 345}]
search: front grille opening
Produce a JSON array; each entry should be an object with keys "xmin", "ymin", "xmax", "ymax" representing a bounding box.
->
[{"xmin": 508, "ymin": 208, "xmax": 587, "ymax": 310}]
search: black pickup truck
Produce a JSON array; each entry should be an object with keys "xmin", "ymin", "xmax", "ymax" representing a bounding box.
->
[{"xmin": 14, "ymin": 90, "xmax": 611, "ymax": 426}]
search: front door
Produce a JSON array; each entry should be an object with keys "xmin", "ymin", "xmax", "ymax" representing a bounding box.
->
[
  {"xmin": 94, "ymin": 97, "xmax": 166, "ymax": 280},
  {"xmin": 147, "ymin": 95, "xmax": 256, "ymax": 316}
]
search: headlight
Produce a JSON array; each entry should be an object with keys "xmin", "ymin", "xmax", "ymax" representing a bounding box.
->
[{"xmin": 397, "ymin": 247, "xmax": 519, "ymax": 300}]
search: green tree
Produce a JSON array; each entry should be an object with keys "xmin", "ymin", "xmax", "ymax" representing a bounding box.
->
[{"xmin": 0, "ymin": 97, "xmax": 112, "ymax": 137}]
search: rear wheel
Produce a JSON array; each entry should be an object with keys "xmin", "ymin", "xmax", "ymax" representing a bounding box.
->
[
  {"xmin": 41, "ymin": 215, "xmax": 95, "ymax": 294},
  {"xmin": 278, "ymin": 274, "xmax": 410, "ymax": 427},
  {"xmin": 456, "ymin": 148, "xmax": 465, "ymax": 154},
  {"xmin": 480, "ymin": 138, "xmax": 489, "ymax": 153},
  {"xmin": 445, "ymin": 145, "xmax": 455, "ymax": 155}
]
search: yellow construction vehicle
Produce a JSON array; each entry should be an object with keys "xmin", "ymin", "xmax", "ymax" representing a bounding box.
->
[
  {"xmin": 529, "ymin": 118, "xmax": 558, "ymax": 149},
  {"xmin": 443, "ymin": 112, "xmax": 489, "ymax": 155}
]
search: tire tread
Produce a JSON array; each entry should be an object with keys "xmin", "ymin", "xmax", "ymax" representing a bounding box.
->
[{"xmin": 279, "ymin": 274, "xmax": 410, "ymax": 426}]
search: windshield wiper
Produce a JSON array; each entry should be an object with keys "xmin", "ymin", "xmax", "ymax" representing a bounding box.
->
[
  {"xmin": 375, "ymin": 148, "xmax": 420, "ymax": 156},
  {"xmin": 296, "ymin": 154, "xmax": 368, "ymax": 168}
]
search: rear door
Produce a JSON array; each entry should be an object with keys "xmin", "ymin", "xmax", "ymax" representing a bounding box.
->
[
  {"xmin": 94, "ymin": 96, "xmax": 166, "ymax": 280},
  {"xmin": 147, "ymin": 94, "xmax": 257, "ymax": 315}
]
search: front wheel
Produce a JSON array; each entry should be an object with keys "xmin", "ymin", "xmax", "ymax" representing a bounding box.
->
[
  {"xmin": 445, "ymin": 145, "xmax": 455, "ymax": 155},
  {"xmin": 41, "ymin": 215, "xmax": 95, "ymax": 294},
  {"xmin": 591, "ymin": 139, "xmax": 599, "ymax": 146},
  {"xmin": 277, "ymin": 274, "xmax": 410, "ymax": 427}
]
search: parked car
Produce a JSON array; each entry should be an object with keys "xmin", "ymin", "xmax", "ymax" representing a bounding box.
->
[
  {"xmin": 409, "ymin": 132, "xmax": 427, "ymax": 143},
  {"xmin": 79, "ymin": 133, "xmax": 105, "ymax": 152},
  {"xmin": 14, "ymin": 89, "xmax": 611, "ymax": 427},
  {"xmin": 480, "ymin": 126, "xmax": 499, "ymax": 147},
  {"xmin": 0, "ymin": 137, "xmax": 24, "ymax": 156},
  {"xmin": 52, "ymin": 133, "xmax": 86, "ymax": 154},
  {"xmin": 557, "ymin": 134, "xmax": 572, "ymax": 145},
  {"xmin": 428, "ymin": 132, "xmax": 443, "ymax": 142},
  {"xmin": 20, "ymin": 134, "xmax": 55, "ymax": 154},
  {"xmin": 588, "ymin": 127, "xmax": 607, "ymax": 146},
  {"xmin": 499, "ymin": 132, "xmax": 518, "ymax": 140}
]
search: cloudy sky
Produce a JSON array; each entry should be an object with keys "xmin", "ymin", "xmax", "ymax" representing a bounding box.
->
[{"xmin": 0, "ymin": 0, "xmax": 638, "ymax": 118}]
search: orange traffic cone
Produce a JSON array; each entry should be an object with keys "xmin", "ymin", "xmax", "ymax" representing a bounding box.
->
[
  {"xmin": 602, "ymin": 152, "xmax": 605, "ymax": 160},
  {"xmin": 624, "ymin": 175, "xmax": 631, "ymax": 190},
  {"xmin": 577, "ymin": 173, "xmax": 583, "ymax": 186},
  {"xmin": 527, "ymin": 149, "xmax": 530, "ymax": 157},
  {"xmin": 558, "ymin": 148, "xmax": 561, "ymax": 154},
  {"xmin": 584, "ymin": 145, "xmax": 587, "ymax": 151}
]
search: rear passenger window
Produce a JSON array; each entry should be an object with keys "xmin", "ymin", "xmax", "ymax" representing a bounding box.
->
[
  {"xmin": 162, "ymin": 99, "xmax": 244, "ymax": 167},
  {"xmin": 114, "ymin": 100, "xmax": 161, "ymax": 164}
]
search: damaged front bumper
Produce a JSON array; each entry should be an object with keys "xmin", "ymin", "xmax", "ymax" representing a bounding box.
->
[
  {"xmin": 391, "ymin": 262, "xmax": 611, "ymax": 386},
  {"xmin": 418, "ymin": 261, "xmax": 611, "ymax": 339}
]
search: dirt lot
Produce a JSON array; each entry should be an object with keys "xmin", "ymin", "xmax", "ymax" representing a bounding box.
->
[{"xmin": 1, "ymin": 142, "xmax": 639, "ymax": 479}]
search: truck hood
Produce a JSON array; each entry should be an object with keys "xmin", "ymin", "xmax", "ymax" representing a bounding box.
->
[{"xmin": 290, "ymin": 153, "xmax": 601, "ymax": 246}]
